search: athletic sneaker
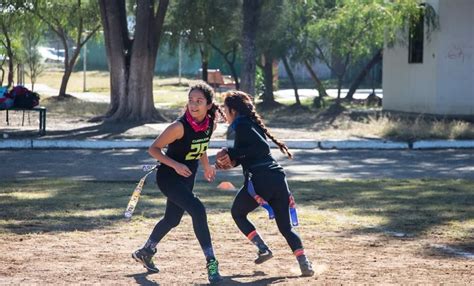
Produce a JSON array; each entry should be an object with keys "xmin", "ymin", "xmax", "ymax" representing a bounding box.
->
[
  {"xmin": 132, "ymin": 247, "xmax": 159, "ymax": 273},
  {"xmin": 254, "ymin": 249, "xmax": 273, "ymax": 264},
  {"xmin": 206, "ymin": 258, "xmax": 223, "ymax": 284},
  {"xmin": 299, "ymin": 259, "xmax": 315, "ymax": 277}
]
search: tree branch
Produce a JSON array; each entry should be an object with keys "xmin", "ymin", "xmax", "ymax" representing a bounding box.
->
[
  {"xmin": 34, "ymin": 12, "xmax": 62, "ymax": 37},
  {"xmin": 314, "ymin": 42, "xmax": 336, "ymax": 74},
  {"xmin": 80, "ymin": 25, "xmax": 101, "ymax": 46},
  {"xmin": 152, "ymin": 0, "xmax": 169, "ymax": 49}
]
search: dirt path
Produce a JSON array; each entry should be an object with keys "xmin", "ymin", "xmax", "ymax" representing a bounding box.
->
[{"xmin": 1, "ymin": 215, "xmax": 472, "ymax": 285}]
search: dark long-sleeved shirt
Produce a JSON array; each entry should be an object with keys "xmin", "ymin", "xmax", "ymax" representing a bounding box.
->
[{"xmin": 227, "ymin": 116, "xmax": 276, "ymax": 171}]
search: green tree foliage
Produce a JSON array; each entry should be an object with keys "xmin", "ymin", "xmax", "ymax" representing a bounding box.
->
[
  {"xmin": 255, "ymin": 0, "xmax": 284, "ymax": 104},
  {"xmin": 166, "ymin": 0, "xmax": 241, "ymax": 86},
  {"xmin": 286, "ymin": 0, "xmax": 334, "ymax": 107},
  {"xmin": 0, "ymin": 0, "xmax": 25, "ymax": 87},
  {"xmin": 31, "ymin": 0, "xmax": 101, "ymax": 98},
  {"xmin": 20, "ymin": 19, "xmax": 46, "ymax": 91},
  {"xmin": 307, "ymin": 0, "xmax": 437, "ymax": 103},
  {"xmin": 308, "ymin": 0, "xmax": 388, "ymax": 101}
]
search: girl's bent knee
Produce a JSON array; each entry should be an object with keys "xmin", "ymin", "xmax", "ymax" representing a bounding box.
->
[
  {"xmin": 231, "ymin": 205, "xmax": 244, "ymax": 219},
  {"xmin": 278, "ymin": 226, "xmax": 294, "ymax": 238},
  {"xmin": 163, "ymin": 217, "xmax": 181, "ymax": 228},
  {"xmin": 188, "ymin": 201, "xmax": 206, "ymax": 218}
]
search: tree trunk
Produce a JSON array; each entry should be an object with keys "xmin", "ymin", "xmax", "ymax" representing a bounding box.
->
[
  {"xmin": 228, "ymin": 61, "xmax": 239, "ymax": 90},
  {"xmin": 345, "ymin": 49, "xmax": 383, "ymax": 100},
  {"xmin": 304, "ymin": 60, "xmax": 328, "ymax": 98},
  {"xmin": 336, "ymin": 76, "xmax": 343, "ymax": 104},
  {"xmin": 230, "ymin": 69, "xmax": 239, "ymax": 90},
  {"xmin": 282, "ymin": 56, "xmax": 300, "ymax": 105},
  {"xmin": 1, "ymin": 22, "xmax": 14, "ymax": 87},
  {"xmin": 209, "ymin": 42, "xmax": 239, "ymax": 89},
  {"xmin": 226, "ymin": 45, "xmax": 240, "ymax": 90},
  {"xmin": 99, "ymin": 0, "xmax": 127, "ymax": 118},
  {"xmin": 58, "ymin": 49, "xmax": 81, "ymax": 97},
  {"xmin": 99, "ymin": 0, "xmax": 169, "ymax": 122},
  {"xmin": 262, "ymin": 53, "xmax": 275, "ymax": 104},
  {"xmin": 240, "ymin": 0, "xmax": 262, "ymax": 95},
  {"xmin": 200, "ymin": 45, "xmax": 208, "ymax": 82},
  {"xmin": 0, "ymin": 66, "xmax": 4, "ymax": 86},
  {"xmin": 57, "ymin": 33, "xmax": 71, "ymax": 98},
  {"xmin": 201, "ymin": 61, "xmax": 208, "ymax": 82},
  {"xmin": 7, "ymin": 50, "xmax": 13, "ymax": 88},
  {"xmin": 59, "ymin": 66, "xmax": 73, "ymax": 97}
]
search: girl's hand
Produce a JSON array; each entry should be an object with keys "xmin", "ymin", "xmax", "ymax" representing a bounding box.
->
[
  {"xmin": 215, "ymin": 148, "xmax": 236, "ymax": 170},
  {"xmin": 203, "ymin": 164, "xmax": 216, "ymax": 182},
  {"xmin": 215, "ymin": 149, "xmax": 232, "ymax": 167},
  {"xmin": 173, "ymin": 163, "xmax": 192, "ymax": 177}
]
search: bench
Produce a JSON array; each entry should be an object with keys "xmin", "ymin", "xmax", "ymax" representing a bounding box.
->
[
  {"xmin": 200, "ymin": 69, "xmax": 236, "ymax": 91},
  {"xmin": 1, "ymin": 106, "xmax": 47, "ymax": 135}
]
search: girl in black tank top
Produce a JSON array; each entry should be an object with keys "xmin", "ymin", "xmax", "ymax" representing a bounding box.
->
[
  {"xmin": 132, "ymin": 82, "xmax": 225, "ymax": 284},
  {"xmin": 159, "ymin": 114, "xmax": 213, "ymax": 173}
]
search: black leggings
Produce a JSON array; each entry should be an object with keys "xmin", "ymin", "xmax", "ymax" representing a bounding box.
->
[
  {"xmin": 149, "ymin": 167, "xmax": 213, "ymax": 251},
  {"xmin": 231, "ymin": 168, "xmax": 303, "ymax": 252}
]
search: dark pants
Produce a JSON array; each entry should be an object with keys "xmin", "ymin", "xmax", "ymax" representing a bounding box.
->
[
  {"xmin": 149, "ymin": 166, "xmax": 213, "ymax": 252},
  {"xmin": 231, "ymin": 168, "xmax": 303, "ymax": 252}
]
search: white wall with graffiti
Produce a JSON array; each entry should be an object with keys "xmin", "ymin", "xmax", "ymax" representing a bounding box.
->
[{"xmin": 383, "ymin": 0, "xmax": 474, "ymax": 116}]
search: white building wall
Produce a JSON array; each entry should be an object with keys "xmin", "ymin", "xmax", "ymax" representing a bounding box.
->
[
  {"xmin": 383, "ymin": 0, "xmax": 474, "ymax": 116},
  {"xmin": 436, "ymin": 0, "xmax": 474, "ymax": 115}
]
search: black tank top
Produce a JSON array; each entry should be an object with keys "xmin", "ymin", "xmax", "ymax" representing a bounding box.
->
[{"xmin": 164, "ymin": 115, "xmax": 214, "ymax": 172}]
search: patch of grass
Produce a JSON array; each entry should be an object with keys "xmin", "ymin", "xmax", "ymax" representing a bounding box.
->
[
  {"xmin": 290, "ymin": 179, "xmax": 473, "ymax": 241},
  {"xmin": 35, "ymin": 70, "xmax": 194, "ymax": 93},
  {"xmin": 376, "ymin": 116, "xmax": 474, "ymax": 141},
  {"xmin": 35, "ymin": 70, "xmax": 192, "ymax": 107},
  {"xmin": 0, "ymin": 179, "xmax": 472, "ymax": 243},
  {"xmin": 257, "ymin": 101, "xmax": 474, "ymax": 140},
  {"xmin": 0, "ymin": 180, "xmax": 164, "ymax": 233},
  {"xmin": 153, "ymin": 88, "xmax": 188, "ymax": 108},
  {"xmin": 35, "ymin": 71, "xmax": 111, "ymax": 92},
  {"xmin": 41, "ymin": 97, "xmax": 109, "ymax": 117}
]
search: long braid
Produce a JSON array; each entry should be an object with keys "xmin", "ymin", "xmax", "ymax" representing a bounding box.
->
[
  {"xmin": 223, "ymin": 90, "xmax": 293, "ymax": 159},
  {"xmin": 209, "ymin": 102, "xmax": 227, "ymax": 123},
  {"xmin": 248, "ymin": 110, "xmax": 293, "ymax": 159}
]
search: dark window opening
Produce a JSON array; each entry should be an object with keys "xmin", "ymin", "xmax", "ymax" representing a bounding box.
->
[{"xmin": 409, "ymin": 9, "xmax": 424, "ymax": 63}]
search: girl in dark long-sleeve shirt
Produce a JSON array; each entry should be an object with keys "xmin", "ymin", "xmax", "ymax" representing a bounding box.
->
[{"xmin": 216, "ymin": 90, "xmax": 314, "ymax": 277}]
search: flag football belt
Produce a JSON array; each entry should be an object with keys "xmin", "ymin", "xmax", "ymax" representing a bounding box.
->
[{"xmin": 245, "ymin": 171, "xmax": 299, "ymax": 226}]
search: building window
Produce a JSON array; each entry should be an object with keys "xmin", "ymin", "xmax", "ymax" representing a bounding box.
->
[{"xmin": 408, "ymin": 9, "xmax": 424, "ymax": 63}]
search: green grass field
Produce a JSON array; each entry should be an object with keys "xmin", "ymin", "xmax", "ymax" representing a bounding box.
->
[{"xmin": 1, "ymin": 178, "xmax": 472, "ymax": 243}]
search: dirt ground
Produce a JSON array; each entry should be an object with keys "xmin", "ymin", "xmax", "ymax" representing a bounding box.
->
[
  {"xmin": 1, "ymin": 92, "xmax": 472, "ymax": 285},
  {"xmin": 0, "ymin": 214, "xmax": 472, "ymax": 285}
]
